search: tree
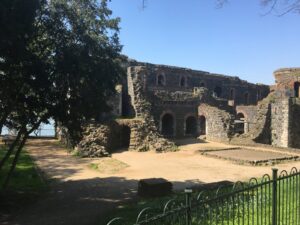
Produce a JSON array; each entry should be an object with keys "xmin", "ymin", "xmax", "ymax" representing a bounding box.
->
[
  {"xmin": 261, "ymin": 0, "xmax": 300, "ymax": 16},
  {"xmin": 216, "ymin": 0, "xmax": 300, "ymax": 16},
  {"xmin": 0, "ymin": 0, "xmax": 125, "ymax": 189}
]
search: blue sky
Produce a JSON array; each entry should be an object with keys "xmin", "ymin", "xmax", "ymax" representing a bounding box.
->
[{"xmin": 109, "ymin": 0, "xmax": 300, "ymax": 85}]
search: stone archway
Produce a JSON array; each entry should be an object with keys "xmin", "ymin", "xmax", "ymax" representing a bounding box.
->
[
  {"xmin": 199, "ymin": 115, "xmax": 206, "ymax": 135},
  {"xmin": 185, "ymin": 116, "xmax": 197, "ymax": 136},
  {"xmin": 294, "ymin": 82, "xmax": 300, "ymax": 98},
  {"xmin": 161, "ymin": 113, "xmax": 175, "ymax": 137}
]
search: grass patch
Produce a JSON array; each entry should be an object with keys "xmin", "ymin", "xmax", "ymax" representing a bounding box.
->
[
  {"xmin": 100, "ymin": 175, "xmax": 300, "ymax": 225},
  {"xmin": 88, "ymin": 158, "xmax": 129, "ymax": 174},
  {"xmin": 99, "ymin": 192, "xmax": 186, "ymax": 225},
  {"xmin": 0, "ymin": 145, "xmax": 48, "ymax": 215}
]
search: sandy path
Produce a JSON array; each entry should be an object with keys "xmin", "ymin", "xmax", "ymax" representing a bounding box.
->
[
  {"xmin": 12, "ymin": 139, "xmax": 138, "ymax": 225},
  {"xmin": 10, "ymin": 138, "xmax": 300, "ymax": 225}
]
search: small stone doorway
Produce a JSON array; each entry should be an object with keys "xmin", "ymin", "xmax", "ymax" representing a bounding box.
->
[{"xmin": 120, "ymin": 125, "xmax": 131, "ymax": 149}]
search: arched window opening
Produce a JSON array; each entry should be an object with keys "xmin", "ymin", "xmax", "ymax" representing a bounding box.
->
[
  {"xmin": 294, "ymin": 82, "xmax": 300, "ymax": 98},
  {"xmin": 161, "ymin": 113, "xmax": 174, "ymax": 136},
  {"xmin": 120, "ymin": 126, "xmax": 131, "ymax": 148},
  {"xmin": 236, "ymin": 113, "xmax": 245, "ymax": 134},
  {"xmin": 230, "ymin": 88, "xmax": 235, "ymax": 100},
  {"xmin": 213, "ymin": 86, "xmax": 222, "ymax": 98},
  {"xmin": 199, "ymin": 116, "xmax": 206, "ymax": 135},
  {"xmin": 180, "ymin": 77, "xmax": 186, "ymax": 87},
  {"xmin": 157, "ymin": 74, "xmax": 165, "ymax": 86},
  {"xmin": 185, "ymin": 116, "xmax": 197, "ymax": 136},
  {"xmin": 244, "ymin": 92, "xmax": 249, "ymax": 104}
]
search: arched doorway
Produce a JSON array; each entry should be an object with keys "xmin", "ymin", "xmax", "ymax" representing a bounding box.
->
[
  {"xmin": 199, "ymin": 116, "xmax": 206, "ymax": 135},
  {"xmin": 213, "ymin": 86, "xmax": 222, "ymax": 98},
  {"xmin": 185, "ymin": 116, "xmax": 197, "ymax": 136},
  {"xmin": 161, "ymin": 113, "xmax": 174, "ymax": 136},
  {"xmin": 120, "ymin": 125, "xmax": 131, "ymax": 148},
  {"xmin": 294, "ymin": 82, "xmax": 300, "ymax": 97},
  {"xmin": 236, "ymin": 113, "xmax": 245, "ymax": 134}
]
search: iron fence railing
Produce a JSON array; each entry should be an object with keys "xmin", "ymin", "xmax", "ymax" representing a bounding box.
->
[{"xmin": 107, "ymin": 167, "xmax": 300, "ymax": 225}]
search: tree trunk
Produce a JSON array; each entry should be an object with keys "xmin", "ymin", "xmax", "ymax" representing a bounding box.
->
[
  {"xmin": 0, "ymin": 127, "xmax": 24, "ymax": 171},
  {"xmin": 1, "ymin": 120, "xmax": 43, "ymax": 189},
  {"xmin": 2, "ymin": 135, "xmax": 28, "ymax": 189}
]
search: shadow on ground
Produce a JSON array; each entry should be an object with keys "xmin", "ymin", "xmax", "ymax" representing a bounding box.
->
[{"xmin": 4, "ymin": 176, "xmax": 232, "ymax": 225}]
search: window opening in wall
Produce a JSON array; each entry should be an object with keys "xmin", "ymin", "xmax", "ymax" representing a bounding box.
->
[
  {"xmin": 244, "ymin": 92, "xmax": 249, "ymax": 104},
  {"xmin": 294, "ymin": 82, "xmax": 300, "ymax": 98},
  {"xmin": 257, "ymin": 90, "xmax": 261, "ymax": 101},
  {"xmin": 180, "ymin": 77, "xmax": 186, "ymax": 87},
  {"xmin": 200, "ymin": 82, "xmax": 205, "ymax": 87},
  {"xmin": 199, "ymin": 116, "xmax": 206, "ymax": 135},
  {"xmin": 235, "ymin": 113, "xmax": 245, "ymax": 134},
  {"xmin": 161, "ymin": 113, "xmax": 174, "ymax": 136},
  {"xmin": 185, "ymin": 116, "xmax": 197, "ymax": 136},
  {"xmin": 213, "ymin": 86, "xmax": 222, "ymax": 98},
  {"xmin": 157, "ymin": 74, "xmax": 165, "ymax": 86},
  {"xmin": 230, "ymin": 88, "xmax": 235, "ymax": 100}
]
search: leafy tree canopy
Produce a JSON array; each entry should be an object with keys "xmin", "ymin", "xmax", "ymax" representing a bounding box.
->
[{"xmin": 0, "ymin": 0, "xmax": 125, "ymax": 188}]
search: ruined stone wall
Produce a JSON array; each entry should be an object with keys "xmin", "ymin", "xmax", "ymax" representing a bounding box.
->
[
  {"xmin": 235, "ymin": 105, "xmax": 258, "ymax": 133},
  {"xmin": 198, "ymin": 104, "xmax": 235, "ymax": 142},
  {"xmin": 271, "ymin": 99, "xmax": 290, "ymax": 148},
  {"xmin": 125, "ymin": 66, "xmax": 177, "ymax": 151},
  {"xmin": 152, "ymin": 103, "xmax": 198, "ymax": 138},
  {"xmin": 290, "ymin": 98, "xmax": 300, "ymax": 148},
  {"xmin": 143, "ymin": 64, "xmax": 269, "ymax": 106},
  {"xmin": 274, "ymin": 68, "xmax": 300, "ymax": 97}
]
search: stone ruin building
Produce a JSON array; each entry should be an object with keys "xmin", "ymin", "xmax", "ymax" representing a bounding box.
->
[{"xmin": 71, "ymin": 60, "xmax": 300, "ymax": 157}]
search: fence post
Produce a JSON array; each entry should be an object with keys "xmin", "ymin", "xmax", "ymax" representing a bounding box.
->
[
  {"xmin": 185, "ymin": 188, "xmax": 192, "ymax": 225},
  {"xmin": 272, "ymin": 168, "xmax": 278, "ymax": 225}
]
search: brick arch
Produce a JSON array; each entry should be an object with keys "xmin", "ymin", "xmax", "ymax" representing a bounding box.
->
[
  {"xmin": 236, "ymin": 110, "xmax": 248, "ymax": 121},
  {"xmin": 159, "ymin": 110, "xmax": 176, "ymax": 137}
]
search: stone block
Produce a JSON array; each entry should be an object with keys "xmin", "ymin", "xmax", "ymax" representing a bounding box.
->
[{"xmin": 138, "ymin": 178, "xmax": 173, "ymax": 197}]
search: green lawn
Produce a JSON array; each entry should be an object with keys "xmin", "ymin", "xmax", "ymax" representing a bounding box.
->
[
  {"xmin": 0, "ymin": 145, "xmax": 48, "ymax": 214},
  {"xmin": 101, "ymin": 175, "xmax": 300, "ymax": 225}
]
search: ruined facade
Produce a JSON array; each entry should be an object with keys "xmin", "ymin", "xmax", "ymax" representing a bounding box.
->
[{"xmin": 76, "ymin": 60, "xmax": 300, "ymax": 156}]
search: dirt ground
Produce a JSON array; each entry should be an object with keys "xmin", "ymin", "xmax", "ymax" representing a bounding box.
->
[{"xmin": 8, "ymin": 138, "xmax": 300, "ymax": 225}]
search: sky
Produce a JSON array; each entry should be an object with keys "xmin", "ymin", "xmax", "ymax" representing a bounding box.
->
[{"xmin": 108, "ymin": 0, "xmax": 300, "ymax": 85}]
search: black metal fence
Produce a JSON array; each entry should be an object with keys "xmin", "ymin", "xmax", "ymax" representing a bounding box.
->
[{"xmin": 107, "ymin": 168, "xmax": 300, "ymax": 225}]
